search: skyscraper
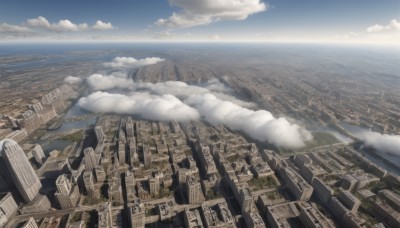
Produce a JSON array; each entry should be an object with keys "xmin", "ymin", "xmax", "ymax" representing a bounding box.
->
[
  {"xmin": 84, "ymin": 147, "xmax": 97, "ymax": 172},
  {"xmin": 149, "ymin": 177, "xmax": 160, "ymax": 196},
  {"xmin": 94, "ymin": 126, "xmax": 105, "ymax": 144},
  {"xmin": 129, "ymin": 199, "xmax": 145, "ymax": 228},
  {"xmin": 0, "ymin": 139, "xmax": 42, "ymax": 203},
  {"xmin": 83, "ymin": 171, "xmax": 95, "ymax": 193},
  {"xmin": 185, "ymin": 175, "xmax": 203, "ymax": 204},
  {"xmin": 31, "ymin": 144, "xmax": 46, "ymax": 166},
  {"xmin": 142, "ymin": 145, "xmax": 152, "ymax": 169},
  {"xmin": 54, "ymin": 174, "xmax": 80, "ymax": 209}
]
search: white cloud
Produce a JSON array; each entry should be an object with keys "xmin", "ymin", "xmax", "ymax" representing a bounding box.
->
[
  {"xmin": 78, "ymin": 91, "xmax": 200, "ymax": 122},
  {"xmin": 78, "ymin": 89, "xmax": 310, "ymax": 149},
  {"xmin": 136, "ymin": 79, "xmax": 255, "ymax": 108},
  {"xmin": 57, "ymin": 20, "xmax": 88, "ymax": 31},
  {"xmin": 103, "ymin": 56, "xmax": 164, "ymax": 69},
  {"xmin": 185, "ymin": 93, "xmax": 313, "ymax": 149},
  {"xmin": 366, "ymin": 19, "xmax": 400, "ymax": 33},
  {"xmin": 155, "ymin": 30, "xmax": 174, "ymax": 39},
  {"xmin": 0, "ymin": 23, "xmax": 31, "ymax": 33},
  {"xmin": 87, "ymin": 73, "xmax": 135, "ymax": 91},
  {"xmin": 155, "ymin": 0, "xmax": 267, "ymax": 28},
  {"xmin": 27, "ymin": 16, "xmax": 89, "ymax": 32},
  {"xmin": 86, "ymin": 72, "xmax": 255, "ymax": 108},
  {"xmin": 26, "ymin": 16, "xmax": 114, "ymax": 32},
  {"xmin": 359, "ymin": 131, "xmax": 400, "ymax": 156},
  {"xmin": 26, "ymin": 16, "xmax": 51, "ymax": 28},
  {"xmin": 83, "ymin": 59, "xmax": 310, "ymax": 149},
  {"xmin": 64, "ymin": 76, "xmax": 82, "ymax": 84},
  {"xmin": 93, "ymin": 20, "xmax": 114, "ymax": 30},
  {"xmin": 90, "ymin": 35, "xmax": 137, "ymax": 41},
  {"xmin": 212, "ymin": 34, "xmax": 220, "ymax": 40}
]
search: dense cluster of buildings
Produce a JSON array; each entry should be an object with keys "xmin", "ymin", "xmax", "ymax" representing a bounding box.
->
[
  {"xmin": 1, "ymin": 113, "xmax": 400, "ymax": 227},
  {"xmin": 0, "ymin": 84, "xmax": 78, "ymax": 144},
  {"xmin": 226, "ymin": 69, "xmax": 400, "ymax": 136}
]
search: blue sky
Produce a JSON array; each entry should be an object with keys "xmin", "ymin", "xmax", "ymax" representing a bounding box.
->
[{"xmin": 0, "ymin": 0, "xmax": 399, "ymax": 43}]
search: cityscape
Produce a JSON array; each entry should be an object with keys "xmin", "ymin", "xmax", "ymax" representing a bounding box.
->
[{"xmin": 1, "ymin": 0, "xmax": 400, "ymax": 228}]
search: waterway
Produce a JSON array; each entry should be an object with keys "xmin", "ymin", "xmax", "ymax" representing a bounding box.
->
[
  {"xmin": 38, "ymin": 104, "xmax": 98, "ymax": 154},
  {"xmin": 337, "ymin": 122, "xmax": 400, "ymax": 174},
  {"xmin": 50, "ymin": 104, "xmax": 98, "ymax": 134},
  {"xmin": 308, "ymin": 122, "xmax": 400, "ymax": 174},
  {"xmin": 308, "ymin": 124, "xmax": 353, "ymax": 144}
]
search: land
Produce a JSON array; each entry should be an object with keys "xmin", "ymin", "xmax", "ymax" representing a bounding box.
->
[{"xmin": 0, "ymin": 44, "xmax": 400, "ymax": 228}]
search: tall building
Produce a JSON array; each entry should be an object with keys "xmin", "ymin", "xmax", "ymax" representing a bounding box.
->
[
  {"xmin": 56, "ymin": 174, "xmax": 72, "ymax": 195},
  {"xmin": 20, "ymin": 194, "xmax": 51, "ymax": 214},
  {"xmin": 239, "ymin": 187, "xmax": 254, "ymax": 213},
  {"xmin": 195, "ymin": 143, "xmax": 217, "ymax": 175},
  {"xmin": 126, "ymin": 117, "xmax": 134, "ymax": 139},
  {"xmin": 83, "ymin": 171, "xmax": 95, "ymax": 193},
  {"xmin": 0, "ymin": 192, "xmax": 18, "ymax": 227},
  {"xmin": 109, "ymin": 178, "xmax": 123, "ymax": 205},
  {"xmin": 149, "ymin": 177, "xmax": 160, "ymax": 196},
  {"xmin": 118, "ymin": 140, "xmax": 126, "ymax": 165},
  {"xmin": 143, "ymin": 145, "xmax": 152, "ymax": 169},
  {"xmin": 185, "ymin": 176, "xmax": 203, "ymax": 204},
  {"xmin": 19, "ymin": 110, "xmax": 41, "ymax": 134},
  {"xmin": 54, "ymin": 174, "xmax": 80, "ymax": 209},
  {"xmin": 0, "ymin": 139, "xmax": 42, "ymax": 202},
  {"xmin": 183, "ymin": 208, "xmax": 204, "ymax": 228},
  {"xmin": 20, "ymin": 217, "xmax": 38, "ymax": 228},
  {"xmin": 31, "ymin": 144, "xmax": 46, "ymax": 166},
  {"xmin": 84, "ymin": 147, "xmax": 97, "ymax": 172},
  {"xmin": 125, "ymin": 170, "xmax": 136, "ymax": 202},
  {"xmin": 98, "ymin": 202, "xmax": 112, "ymax": 228},
  {"xmin": 201, "ymin": 201, "xmax": 235, "ymax": 228},
  {"xmin": 94, "ymin": 126, "xmax": 105, "ymax": 144},
  {"xmin": 129, "ymin": 199, "xmax": 145, "ymax": 228},
  {"xmin": 4, "ymin": 129, "xmax": 28, "ymax": 143},
  {"xmin": 95, "ymin": 165, "xmax": 106, "ymax": 182}
]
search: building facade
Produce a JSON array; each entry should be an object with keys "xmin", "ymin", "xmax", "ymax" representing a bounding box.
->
[{"xmin": 0, "ymin": 140, "xmax": 42, "ymax": 202}]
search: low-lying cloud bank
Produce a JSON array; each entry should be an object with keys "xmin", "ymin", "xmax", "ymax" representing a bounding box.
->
[
  {"xmin": 103, "ymin": 57, "xmax": 164, "ymax": 69},
  {"xmin": 186, "ymin": 94, "xmax": 313, "ymax": 148},
  {"xmin": 86, "ymin": 74, "xmax": 255, "ymax": 108},
  {"xmin": 359, "ymin": 131, "xmax": 400, "ymax": 156},
  {"xmin": 78, "ymin": 85, "xmax": 311, "ymax": 149},
  {"xmin": 64, "ymin": 76, "xmax": 82, "ymax": 84},
  {"xmin": 78, "ymin": 91, "xmax": 200, "ymax": 122},
  {"xmin": 87, "ymin": 73, "xmax": 135, "ymax": 90},
  {"xmin": 77, "ymin": 56, "xmax": 312, "ymax": 149}
]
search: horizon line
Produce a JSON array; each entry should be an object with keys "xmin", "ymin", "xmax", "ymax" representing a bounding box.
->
[{"xmin": 0, "ymin": 39, "xmax": 399, "ymax": 47}]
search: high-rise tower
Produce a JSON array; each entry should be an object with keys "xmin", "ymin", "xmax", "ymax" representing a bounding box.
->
[
  {"xmin": 84, "ymin": 147, "xmax": 97, "ymax": 172},
  {"xmin": 0, "ymin": 139, "xmax": 42, "ymax": 202}
]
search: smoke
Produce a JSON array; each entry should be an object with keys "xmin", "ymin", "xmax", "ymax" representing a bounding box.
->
[
  {"xmin": 359, "ymin": 131, "xmax": 400, "ymax": 156},
  {"xmin": 185, "ymin": 94, "xmax": 313, "ymax": 149},
  {"xmin": 86, "ymin": 73, "xmax": 134, "ymax": 90},
  {"xmin": 64, "ymin": 76, "xmax": 82, "ymax": 84},
  {"xmin": 77, "ymin": 91, "xmax": 200, "ymax": 122},
  {"xmin": 103, "ymin": 57, "xmax": 164, "ymax": 69}
]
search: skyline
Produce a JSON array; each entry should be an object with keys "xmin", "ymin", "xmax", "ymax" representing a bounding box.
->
[{"xmin": 0, "ymin": 0, "xmax": 399, "ymax": 45}]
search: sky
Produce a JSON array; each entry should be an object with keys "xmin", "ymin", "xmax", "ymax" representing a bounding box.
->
[{"xmin": 0, "ymin": 0, "xmax": 399, "ymax": 44}]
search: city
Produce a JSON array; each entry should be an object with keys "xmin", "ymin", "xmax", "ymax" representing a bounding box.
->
[
  {"xmin": 0, "ymin": 45, "xmax": 399, "ymax": 227},
  {"xmin": 1, "ymin": 0, "xmax": 400, "ymax": 227}
]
